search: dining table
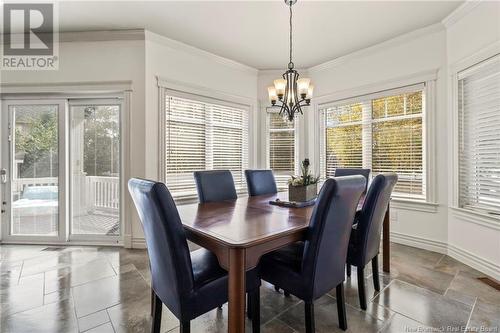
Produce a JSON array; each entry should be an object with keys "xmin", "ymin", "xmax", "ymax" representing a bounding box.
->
[{"xmin": 177, "ymin": 191, "xmax": 391, "ymax": 333}]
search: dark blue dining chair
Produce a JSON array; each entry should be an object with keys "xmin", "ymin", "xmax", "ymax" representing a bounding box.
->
[
  {"xmin": 334, "ymin": 168, "xmax": 371, "ymax": 193},
  {"xmin": 245, "ymin": 169, "xmax": 278, "ymax": 196},
  {"xmin": 345, "ymin": 173, "xmax": 397, "ymax": 310},
  {"xmin": 194, "ymin": 170, "xmax": 237, "ymax": 203},
  {"xmin": 128, "ymin": 178, "xmax": 261, "ymax": 333},
  {"xmin": 259, "ymin": 176, "xmax": 366, "ymax": 332}
]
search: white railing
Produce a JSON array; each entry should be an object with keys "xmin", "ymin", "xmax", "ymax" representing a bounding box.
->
[
  {"xmin": 13, "ymin": 176, "xmax": 119, "ymax": 211},
  {"xmin": 14, "ymin": 177, "xmax": 58, "ymax": 194},
  {"xmin": 85, "ymin": 176, "xmax": 119, "ymax": 211}
]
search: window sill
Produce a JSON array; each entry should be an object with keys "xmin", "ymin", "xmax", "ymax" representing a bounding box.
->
[
  {"xmin": 450, "ymin": 207, "xmax": 500, "ymax": 230},
  {"xmin": 390, "ymin": 198, "xmax": 439, "ymax": 213}
]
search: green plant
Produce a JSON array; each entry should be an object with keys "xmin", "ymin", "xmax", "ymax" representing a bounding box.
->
[{"xmin": 288, "ymin": 158, "xmax": 320, "ymax": 187}]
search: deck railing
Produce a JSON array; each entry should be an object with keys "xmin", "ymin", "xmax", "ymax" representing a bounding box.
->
[{"xmin": 14, "ymin": 176, "xmax": 119, "ymax": 211}]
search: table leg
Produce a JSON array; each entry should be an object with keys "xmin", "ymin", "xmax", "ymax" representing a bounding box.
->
[
  {"xmin": 383, "ymin": 202, "xmax": 390, "ymax": 273},
  {"xmin": 228, "ymin": 248, "xmax": 246, "ymax": 333}
]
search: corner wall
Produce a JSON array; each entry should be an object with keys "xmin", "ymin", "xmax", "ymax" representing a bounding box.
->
[
  {"xmin": 445, "ymin": 1, "xmax": 500, "ymax": 280},
  {"xmin": 303, "ymin": 25, "xmax": 450, "ymax": 253}
]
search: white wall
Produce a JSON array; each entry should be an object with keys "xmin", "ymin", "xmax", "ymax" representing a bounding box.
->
[
  {"xmin": 133, "ymin": 31, "xmax": 259, "ymax": 246},
  {"xmin": 445, "ymin": 1, "xmax": 500, "ymax": 280},
  {"xmin": 1, "ymin": 37, "xmax": 146, "ymax": 247},
  {"xmin": 302, "ymin": 25, "xmax": 450, "ymax": 251},
  {"xmin": 0, "ymin": 31, "xmax": 260, "ymax": 248}
]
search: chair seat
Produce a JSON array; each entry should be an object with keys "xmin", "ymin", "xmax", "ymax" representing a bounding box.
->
[
  {"xmin": 191, "ymin": 248, "xmax": 261, "ymax": 291},
  {"xmin": 263, "ymin": 241, "xmax": 304, "ymax": 272},
  {"xmin": 191, "ymin": 248, "xmax": 227, "ymax": 288},
  {"xmin": 260, "ymin": 242, "xmax": 309, "ymax": 300}
]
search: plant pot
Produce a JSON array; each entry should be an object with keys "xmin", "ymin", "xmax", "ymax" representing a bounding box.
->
[{"xmin": 288, "ymin": 183, "xmax": 318, "ymax": 202}]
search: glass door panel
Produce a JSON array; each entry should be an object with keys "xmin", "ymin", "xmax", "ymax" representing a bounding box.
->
[
  {"xmin": 9, "ymin": 104, "xmax": 60, "ymax": 236},
  {"xmin": 70, "ymin": 102, "xmax": 121, "ymax": 237}
]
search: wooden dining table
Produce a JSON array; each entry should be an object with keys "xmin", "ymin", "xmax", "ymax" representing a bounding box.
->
[{"xmin": 177, "ymin": 192, "xmax": 391, "ymax": 333}]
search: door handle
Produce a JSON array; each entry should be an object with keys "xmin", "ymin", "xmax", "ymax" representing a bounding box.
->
[{"xmin": 0, "ymin": 168, "xmax": 6, "ymax": 184}]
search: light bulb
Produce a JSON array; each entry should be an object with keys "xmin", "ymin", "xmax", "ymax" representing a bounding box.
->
[
  {"xmin": 268, "ymin": 86, "xmax": 277, "ymax": 103},
  {"xmin": 297, "ymin": 78, "xmax": 311, "ymax": 96},
  {"xmin": 306, "ymin": 84, "xmax": 314, "ymax": 99},
  {"xmin": 274, "ymin": 79, "xmax": 286, "ymax": 97}
]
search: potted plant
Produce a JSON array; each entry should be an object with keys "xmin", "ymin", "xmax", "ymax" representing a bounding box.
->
[{"xmin": 288, "ymin": 158, "xmax": 320, "ymax": 202}]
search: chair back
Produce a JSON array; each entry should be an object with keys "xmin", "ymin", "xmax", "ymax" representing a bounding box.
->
[
  {"xmin": 355, "ymin": 173, "xmax": 398, "ymax": 266},
  {"xmin": 334, "ymin": 168, "xmax": 371, "ymax": 193},
  {"xmin": 245, "ymin": 169, "xmax": 278, "ymax": 196},
  {"xmin": 302, "ymin": 176, "xmax": 366, "ymax": 299},
  {"xmin": 128, "ymin": 178, "xmax": 194, "ymax": 316},
  {"xmin": 193, "ymin": 170, "xmax": 238, "ymax": 203}
]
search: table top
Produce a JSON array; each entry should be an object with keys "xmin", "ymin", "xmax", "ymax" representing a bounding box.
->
[{"xmin": 178, "ymin": 192, "xmax": 313, "ymax": 248}]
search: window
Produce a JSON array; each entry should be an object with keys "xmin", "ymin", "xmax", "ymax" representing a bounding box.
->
[
  {"xmin": 161, "ymin": 92, "xmax": 249, "ymax": 199},
  {"xmin": 267, "ymin": 110, "xmax": 297, "ymax": 189},
  {"xmin": 458, "ymin": 54, "xmax": 500, "ymax": 215},
  {"xmin": 320, "ymin": 84, "xmax": 426, "ymax": 200}
]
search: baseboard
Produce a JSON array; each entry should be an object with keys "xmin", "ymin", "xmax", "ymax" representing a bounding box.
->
[
  {"xmin": 132, "ymin": 237, "xmax": 147, "ymax": 249},
  {"xmin": 390, "ymin": 231, "xmax": 448, "ymax": 254},
  {"xmin": 448, "ymin": 244, "xmax": 500, "ymax": 281},
  {"xmin": 390, "ymin": 231, "xmax": 500, "ymax": 281}
]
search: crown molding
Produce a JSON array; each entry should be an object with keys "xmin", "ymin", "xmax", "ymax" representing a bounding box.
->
[
  {"xmin": 308, "ymin": 22, "xmax": 445, "ymax": 74},
  {"xmin": 59, "ymin": 29, "xmax": 145, "ymax": 42},
  {"xmin": 145, "ymin": 31, "xmax": 258, "ymax": 75},
  {"xmin": 441, "ymin": 0, "xmax": 482, "ymax": 28}
]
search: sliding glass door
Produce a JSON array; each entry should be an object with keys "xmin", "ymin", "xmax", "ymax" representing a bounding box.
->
[
  {"xmin": 1, "ymin": 98, "xmax": 122, "ymax": 244},
  {"xmin": 69, "ymin": 100, "xmax": 121, "ymax": 240},
  {"xmin": 1, "ymin": 100, "xmax": 66, "ymax": 241}
]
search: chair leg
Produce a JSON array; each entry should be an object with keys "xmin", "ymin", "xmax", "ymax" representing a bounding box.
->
[
  {"xmin": 304, "ymin": 301, "xmax": 315, "ymax": 333},
  {"xmin": 180, "ymin": 320, "xmax": 190, "ymax": 333},
  {"xmin": 346, "ymin": 264, "xmax": 351, "ymax": 278},
  {"xmin": 372, "ymin": 255, "xmax": 380, "ymax": 292},
  {"xmin": 151, "ymin": 293, "xmax": 162, "ymax": 333},
  {"xmin": 357, "ymin": 266, "xmax": 367, "ymax": 310},
  {"xmin": 247, "ymin": 293, "xmax": 252, "ymax": 319},
  {"xmin": 336, "ymin": 283, "xmax": 348, "ymax": 331},
  {"xmin": 150, "ymin": 287, "xmax": 155, "ymax": 317},
  {"xmin": 250, "ymin": 289, "xmax": 260, "ymax": 333}
]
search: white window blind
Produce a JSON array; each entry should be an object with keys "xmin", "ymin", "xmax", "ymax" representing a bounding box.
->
[
  {"xmin": 267, "ymin": 110, "xmax": 297, "ymax": 189},
  {"xmin": 458, "ymin": 54, "xmax": 500, "ymax": 216},
  {"xmin": 162, "ymin": 92, "xmax": 249, "ymax": 199},
  {"xmin": 320, "ymin": 84, "xmax": 426, "ymax": 200}
]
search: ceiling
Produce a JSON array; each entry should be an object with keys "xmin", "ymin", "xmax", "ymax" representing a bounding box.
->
[{"xmin": 59, "ymin": 1, "xmax": 462, "ymax": 70}]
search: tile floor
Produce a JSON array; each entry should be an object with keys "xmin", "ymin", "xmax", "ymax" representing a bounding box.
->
[{"xmin": 0, "ymin": 243, "xmax": 498, "ymax": 333}]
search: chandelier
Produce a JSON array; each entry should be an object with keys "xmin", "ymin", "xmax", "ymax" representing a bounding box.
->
[{"xmin": 268, "ymin": 0, "xmax": 313, "ymax": 121}]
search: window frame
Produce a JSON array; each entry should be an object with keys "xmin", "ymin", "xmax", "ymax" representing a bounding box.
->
[
  {"xmin": 311, "ymin": 71, "xmax": 438, "ymax": 208},
  {"xmin": 265, "ymin": 107, "xmax": 299, "ymax": 191},
  {"xmin": 452, "ymin": 52, "xmax": 500, "ymax": 221},
  {"xmin": 158, "ymin": 79, "xmax": 254, "ymax": 203}
]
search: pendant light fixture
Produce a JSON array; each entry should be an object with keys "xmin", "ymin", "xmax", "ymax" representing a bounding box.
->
[{"xmin": 268, "ymin": 0, "xmax": 313, "ymax": 121}]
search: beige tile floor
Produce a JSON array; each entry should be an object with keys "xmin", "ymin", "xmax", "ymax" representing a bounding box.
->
[{"xmin": 0, "ymin": 243, "xmax": 498, "ymax": 333}]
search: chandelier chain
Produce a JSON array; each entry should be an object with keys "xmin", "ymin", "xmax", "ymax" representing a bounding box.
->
[{"xmin": 289, "ymin": 3, "xmax": 293, "ymax": 68}]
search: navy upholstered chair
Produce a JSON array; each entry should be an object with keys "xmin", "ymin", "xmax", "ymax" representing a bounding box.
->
[
  {"xmin": 193, "ymin": 170, "xmax": 237, "ymax": 203},
  {"xmin": 346, "ymin": 173, "xmax": 397, "ymax": 310},
  {"xmin": 259, "ymin": 176, "xmax": 366, "ymax": 332},
  {"xmin": 128, "ymin": 178, "xmax": 261, "ymax": 333},
  {"xmin": 245, "ymin": 170, "xmax": 278, "ymax": 196},
  {"xmin": 334, "ymin": 168, "xmax": 371, "ymax": 193}
]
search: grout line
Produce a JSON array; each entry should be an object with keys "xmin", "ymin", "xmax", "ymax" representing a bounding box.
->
[
  {"xmin": 105, "ymin": 308, "xmax": 116, "ymax": 333},
  {"xmin": 443, "ymin": 270, "xmax": 460, "ymax": 297},
  {"xmin": 271, "ymin": 317, "xmax": 298, "ymax": 332},
  {"xmin": 464, "ymin": 297, "xmax": 477, "ymax": 330},
  {"xmin": 434, "ymin": 254, "xmax": 446, "ymax": 266},
  {"xmin": 17, "ymin": 260, "xmax": 24, "ymax": 284},
  {"xmin": 260, "ymin": 294, "xmax": 302, "ymax": 326}
]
